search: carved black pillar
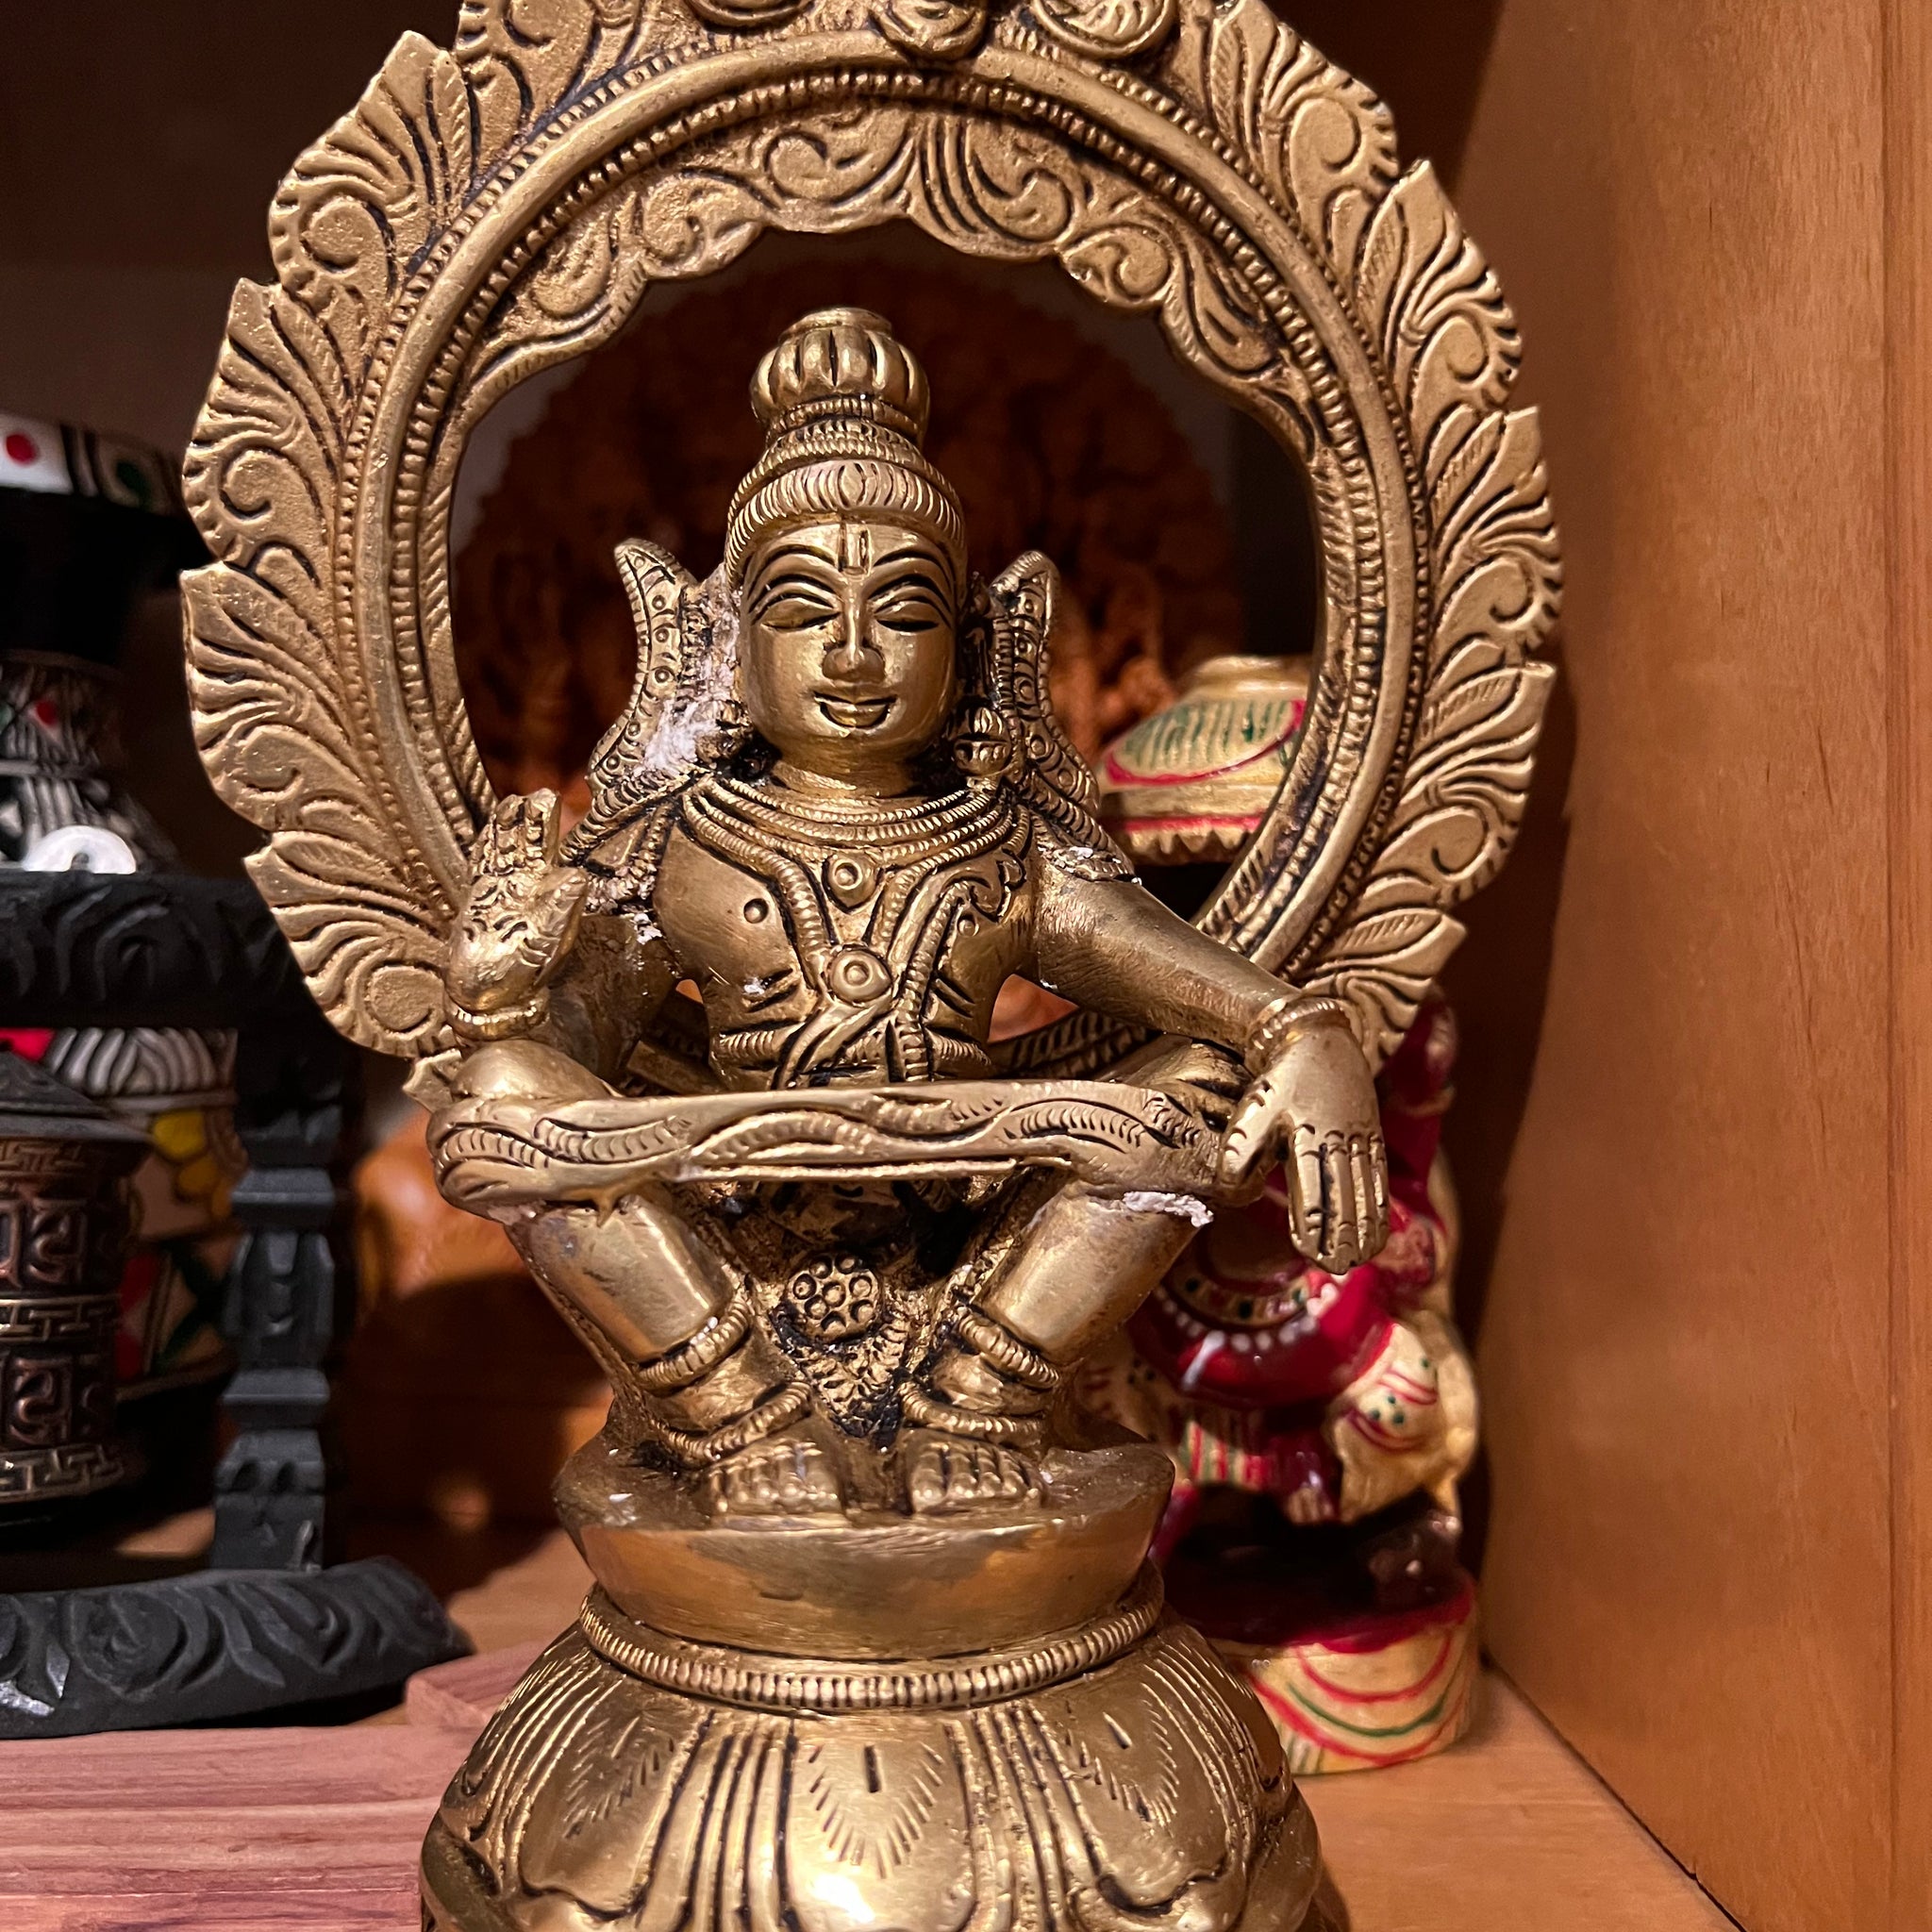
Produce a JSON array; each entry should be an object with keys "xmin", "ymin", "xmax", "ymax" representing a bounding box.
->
[{"xmin": 209, "ymin": 1007, "xmax": 350, "ymax": 1571}]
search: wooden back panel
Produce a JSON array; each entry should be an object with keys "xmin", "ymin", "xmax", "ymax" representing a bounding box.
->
[{"xmin": 1311, "ymin": 4, "xmax": 1923, "ymax": 1928}]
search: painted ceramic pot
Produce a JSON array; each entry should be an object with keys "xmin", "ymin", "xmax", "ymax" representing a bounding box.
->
[
  {"xmin": 1098, "ymin": 654, "xmax": 1307, "ymax": 863},
  {"xmin": 0, "ymin": 414, "xmax": 235, "ymax": 1399}
]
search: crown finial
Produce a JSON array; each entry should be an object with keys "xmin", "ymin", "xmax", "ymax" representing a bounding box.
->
[
  {"xmin": 726, "ymin": 308, "xmax": 962, "ymax": 586},
  {"xmin": 749, "ymin": 308, "xmax": 931, "ymax": 442}
]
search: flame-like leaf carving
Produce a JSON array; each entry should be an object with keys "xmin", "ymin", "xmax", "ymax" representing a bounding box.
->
[
  {"xmin": 1164, "ymin": 0, "xmax": 1558, "ymax": 1059},
  {"xmin": 185, "ymin": 2, "xmax": 667, "ymax": 1054},
  {"xmin": 1185, "ymin": 0, "xmax": 1397, "ymax": 263},
  {"xmin": 183, "ymin": 0, "xmax": 1556, "ymax": 1068}
]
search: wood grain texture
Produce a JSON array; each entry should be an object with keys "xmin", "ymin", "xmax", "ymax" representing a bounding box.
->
[
  {"xmin": 1427, "ymin": 5, "xmax": 1896, "ymax": 1930},
  {"xmin": 405, "ymin": 1639, "xmax": 544, "ymax": 1730},
  {"xmin": 1885, "ymin": 0, "xmax": 1932, "ymax": 1924},
  {"xmin": 0, "ymin": 1724, "xmax": 475, "ymax": 1931},
  {"xmin": 0, "ymin": 1670, "xmax": 1724, "ymax": 1932},
  {"xmin": 1304, "ymin": 1677, "xmax": 1734, "ymax": 1932}
]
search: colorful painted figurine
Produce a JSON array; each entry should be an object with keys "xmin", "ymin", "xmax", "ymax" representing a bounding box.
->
[{"xmin": 1091, "ymin": 657, "xmax": 1480, "ymax": 1771}]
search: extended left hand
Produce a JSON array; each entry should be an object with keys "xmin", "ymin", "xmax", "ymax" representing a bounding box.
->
[{"xmin": 1215, "ymin": 1007, "xmax": 1390, "ymax": 1274}]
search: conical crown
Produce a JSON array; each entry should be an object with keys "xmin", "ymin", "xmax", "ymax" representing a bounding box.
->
[{"xmin": 725, "ymin": 308, "xmax": 964, "ymax": 589}]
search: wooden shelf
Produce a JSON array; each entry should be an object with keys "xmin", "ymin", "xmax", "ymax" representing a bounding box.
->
[
  {"xmin": 1304, "ymin": 1682, "xmax": 1734, "ymax": 1932},
  {"xmin": 0, "ymin": 1519, "xmax": 1732, "ymax": 1930}
]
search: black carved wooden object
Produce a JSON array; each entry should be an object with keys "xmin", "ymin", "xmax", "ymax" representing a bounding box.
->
[{"xmin": 0, "ymin": 874, "xmax": 465, "ymax": 1734}]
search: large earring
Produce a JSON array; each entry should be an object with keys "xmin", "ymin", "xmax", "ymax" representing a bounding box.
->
[{"xmin": 951, "ymin": 701, "xmax": 1018, "ymax": 779}]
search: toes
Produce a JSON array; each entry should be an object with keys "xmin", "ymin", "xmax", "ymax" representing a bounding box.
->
[
  {"xmin": 904, "ymin": 1437, "xmax": 1043, "ymax": 1513},
  {"xmin": 990, "ymin": 1445, "xmax": 1041, "ymax": 1503},
  {"xmin": 907, "ymin": 1441, "xmax": 951, "ymax": 1514},
  {"xmin": 967, "ymin": 1445, "xmax": 1011, "ymax": 1500},
  {"xmin": 706, "ymin": 1437, "xmax": 844, "ymax": 1518},
  {"xmin": 769, "ymin": 1444, "xmax": 809, "ymax": 1513}
]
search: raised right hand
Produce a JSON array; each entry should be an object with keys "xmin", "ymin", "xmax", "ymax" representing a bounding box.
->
[{"xmin": 444, "ymin": 791, "xmax": 588, "ymax": 1034}]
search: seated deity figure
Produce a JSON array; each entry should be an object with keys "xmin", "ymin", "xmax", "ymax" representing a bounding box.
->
[{"xmin": 430, "ymin": 308, "xmax": 1389, "ymax": 1522}]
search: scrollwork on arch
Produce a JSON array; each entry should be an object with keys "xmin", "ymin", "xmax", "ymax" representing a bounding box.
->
[{"xmin": 183, "ymin": 0, "xmax": 1558, "ymax": 1070}]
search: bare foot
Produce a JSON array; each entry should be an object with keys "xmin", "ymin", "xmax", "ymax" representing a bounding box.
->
[
  {"xmin": 705, "ymin": 1423, "xmax": 847, "ymax": 1519},
  {"xmin": 900, "ymin": 1430, "xmax": 1043, "ymax": 1515}
]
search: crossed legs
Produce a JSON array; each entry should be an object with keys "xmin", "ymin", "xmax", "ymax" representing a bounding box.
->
[
  {"xmin": 899, "ymin": 1040, "xmax": 1237, "ymax": 1510},
  {"xmin": 447, "ymin": 1036, "xmax": 1233, "ymax": 1518},
  {"xmin": 510, "ymin": 1192, "xmax": 854, "ymax": 1516}
]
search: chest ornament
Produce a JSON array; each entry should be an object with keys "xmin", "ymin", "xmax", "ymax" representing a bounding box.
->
[
  {"xmin": 825, "ymin": 943, "xmax": 893, "ymax": 1002},
  {"xmin": 825, "ymin": 852, "xmax": 881, "ymax": 908},
  {"xmin": 674, "ymin": 774, "xmax": 1028, "ymax": 1085}
]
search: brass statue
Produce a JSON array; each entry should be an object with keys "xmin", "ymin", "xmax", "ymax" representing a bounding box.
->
[
  {"xmin": 435, "ymin": 308, "xmax": 1387, "ymax": 1525},
  {"xmin": 181, "ymin": 2, "xmax": 1558, "ymax": 1924},
  {"xmin": 403, "ymin": 308, "xmax": 1389, "ymax": 1921}
]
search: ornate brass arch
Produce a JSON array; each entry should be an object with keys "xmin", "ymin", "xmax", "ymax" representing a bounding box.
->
[{"xmin": 184, "ymin": 0, "xmax": 1557, "ymax": 1068}]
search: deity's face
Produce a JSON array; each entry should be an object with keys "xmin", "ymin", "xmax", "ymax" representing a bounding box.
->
[{"xmin": 738, "ymin": 519, "xmax": 959, "ymax": 786}]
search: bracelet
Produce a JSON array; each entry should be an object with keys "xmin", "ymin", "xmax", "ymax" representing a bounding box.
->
[
  {"xmin": 634, "ymin": 1291, "xmax": 756, "ymax": 1395},
  {"xmin": 901, "ymin": 1385, "xmax": 1047, "ymax": 1444},
  {"xmin": 951, "ymin": 1303, "xmax": 1065, "ymax": 1392},
  {"xmin": 1242, "ymin": 992, "xmax": 1353, "ymax": 1074},
  {"xmin": 641, "ymin": 1383, "xmax": 812, "ymax": 1465}
]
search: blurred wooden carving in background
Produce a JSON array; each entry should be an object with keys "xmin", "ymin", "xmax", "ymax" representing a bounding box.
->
[{"xmin": 454, "ymin": 261, "xmax": 1242, "ymax": 806}]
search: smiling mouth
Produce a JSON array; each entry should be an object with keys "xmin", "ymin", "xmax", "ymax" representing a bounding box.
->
[{"xmin": 817, "ymin": 693, "xmax": 895, "ymax": 730}]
